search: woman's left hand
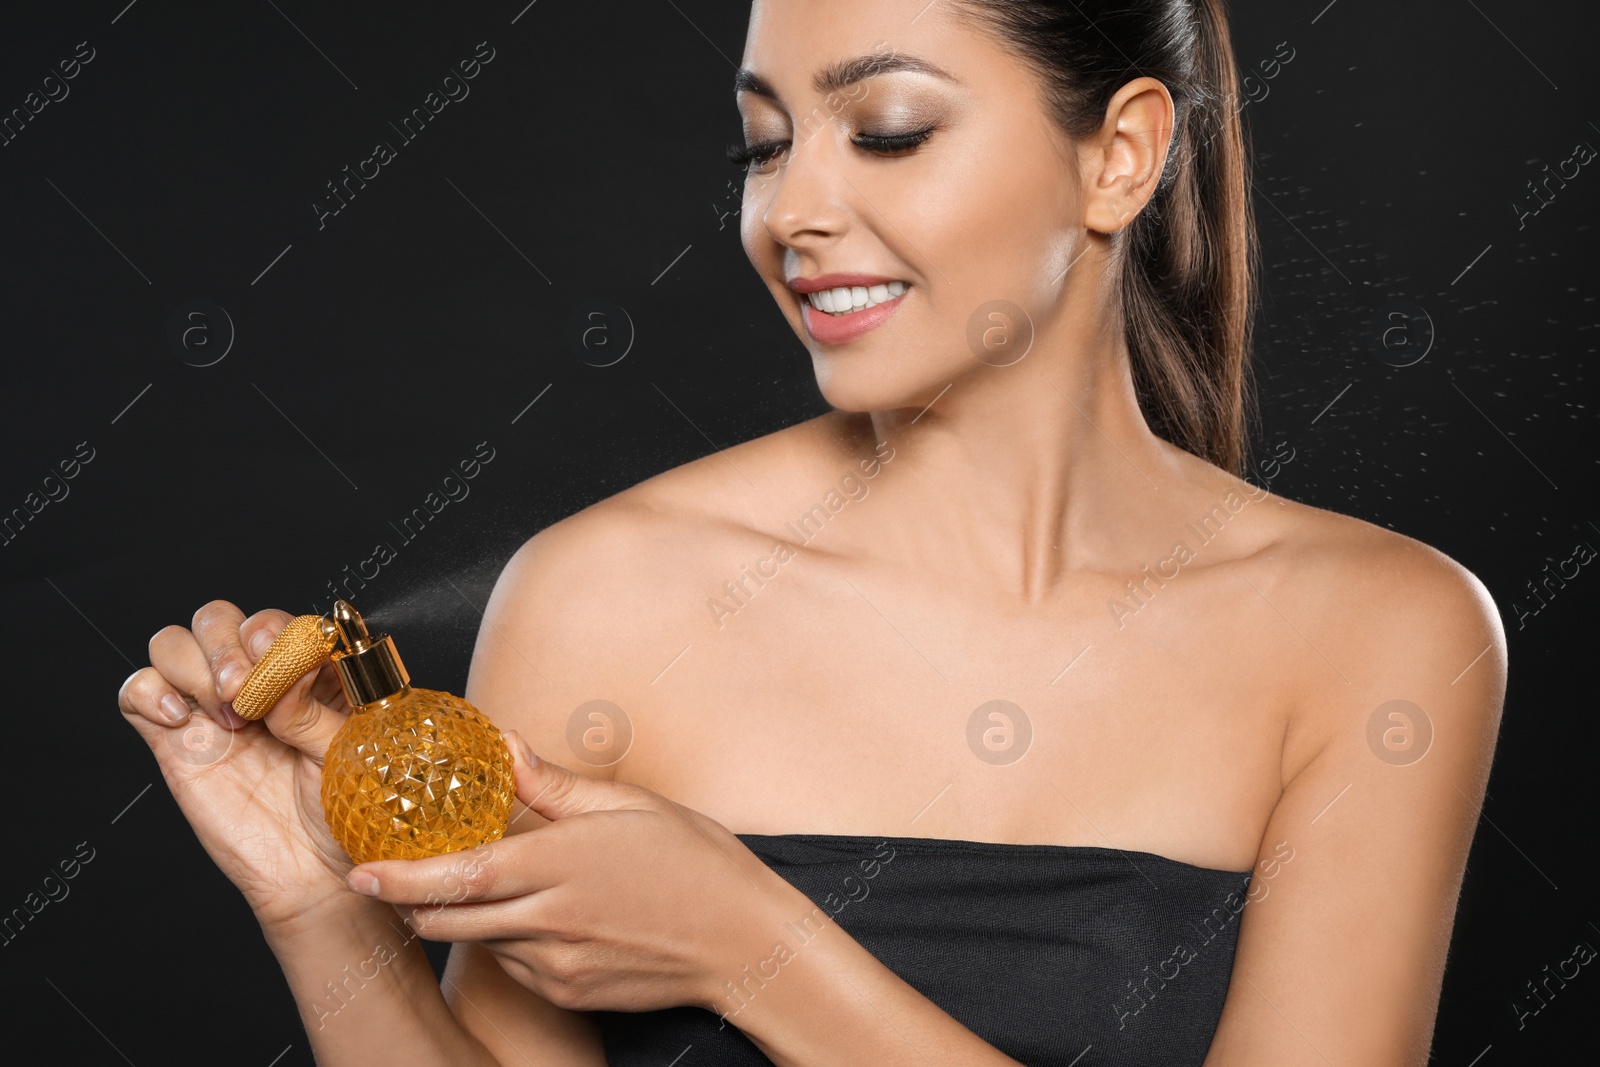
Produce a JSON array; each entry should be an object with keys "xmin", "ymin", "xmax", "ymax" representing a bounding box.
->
[{"xmin": 343, "ymin": 731, "xmax": 800, "ymax": 1014}]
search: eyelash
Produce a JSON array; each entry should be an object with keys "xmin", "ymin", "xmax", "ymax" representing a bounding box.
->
[{"xmin": 725, "ymin": 126, "xmax": 936, "ymax": 169}]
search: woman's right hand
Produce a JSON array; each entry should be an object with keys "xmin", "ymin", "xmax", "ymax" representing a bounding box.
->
[{"xmin": 118, "ymin": 601, "xmax": 360, "ymax": 933}]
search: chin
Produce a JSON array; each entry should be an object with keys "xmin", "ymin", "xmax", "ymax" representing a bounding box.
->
[{"xmin": 809, "ymin": 350, "xmax": 966, "ymax": 416}]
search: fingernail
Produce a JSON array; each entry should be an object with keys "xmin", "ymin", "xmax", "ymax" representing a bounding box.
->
[
  {"xmin": 216, "ymin": 701, "xmax": 249, "ymax": 728},
  {"xmin": 508, "ymin": 731, "xmax": 538, "ymax": 768},
  {"xmin": 249, "ymin": 629, "xmax": 274, "ymax": 657},
  {"xmin": 348, "ymin": 870, "xmax": 380, "ymax": 896},
  {"xmin": 159, "ymin": 694, "xmax": 190, "ymax": 724},
  {"xmin": 217, "ymin": 661, "xmax": 246, "ymax": 697}
]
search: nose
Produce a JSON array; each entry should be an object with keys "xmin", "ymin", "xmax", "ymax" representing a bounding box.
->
[{"xmin": 758, "ymin": 132, "xmax": 851, "ymax": 250}]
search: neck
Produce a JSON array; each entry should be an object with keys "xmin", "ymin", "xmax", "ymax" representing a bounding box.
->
[{"xmin": 847, "ymin": 331, "xmax": 1186, "ymax": 604}]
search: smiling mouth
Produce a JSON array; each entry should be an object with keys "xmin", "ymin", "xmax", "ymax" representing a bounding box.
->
[{"xmin": 803, "ymin": 281, "xmax": 909, "ymax": 316}]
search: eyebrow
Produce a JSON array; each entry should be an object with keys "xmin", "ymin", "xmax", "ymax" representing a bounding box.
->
[{"xmin": 734, "ymin": 52, "xmax": 958, "ymax": 106}]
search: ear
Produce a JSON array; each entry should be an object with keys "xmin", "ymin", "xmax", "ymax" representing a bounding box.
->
[{"xmin": 1079, "ymin": 76, "xmax": 1175, "ymax": 235}]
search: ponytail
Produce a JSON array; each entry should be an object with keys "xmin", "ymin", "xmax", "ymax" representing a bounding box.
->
[{"xmin": 958, "ymin": 0, "xmax": 1259, "ymax": 472}]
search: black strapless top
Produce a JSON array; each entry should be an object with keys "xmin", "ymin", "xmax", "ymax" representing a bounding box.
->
[{"xmin": 594, "ymin": 833, "xmax": 1251, "ymax": 1066}]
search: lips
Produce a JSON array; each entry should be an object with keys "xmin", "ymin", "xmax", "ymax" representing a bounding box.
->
[
  {"xmin": 787, "ymin": 272, "xmax": 908, "ymax": 294},
  {"xmin": 798, "ymin": 289, "xmax": 908, "ymax": 344},
  {"xmin": 787, "ymin": 272, "xmax": 912, "ymax": 345}
]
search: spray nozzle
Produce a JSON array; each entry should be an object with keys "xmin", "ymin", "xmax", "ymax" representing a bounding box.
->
[
  {"xmin": 331, "ymin": 599, "xmax": 373, "ymax": 652},
  {"xmin": 327, "ymin": 600, "xmax": 410, "ymax": 708}
]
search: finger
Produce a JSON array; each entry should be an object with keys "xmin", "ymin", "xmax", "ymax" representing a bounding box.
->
[
  {"xmin": 504, "ymin": 730, "xmax": 643, "ymax": 822},
  {"xmin": 239, "ymin": 607, "xmax": 297, "ymax": 661},
  {"xmin": 309, "ymin": 663, "xmax": 350, "ymax": 712},
  {"xmin": 190, "ymin": 600, "xmax": 252, "ymax": 711},
  {"xmin": 347, "ymin": 829, "xmax": 546, "ymax": 905},
  {"xmin": 346, "ymin": 735, "xmax": 572, "ymax": 902},
  {"xmin": 259, "ymin": 668, "xmax": 348, "ymax": 761},
  {"xmin": 147, "ymin": 624, "xmax": 246, "ymax": 726},
  {"xmin": 118, "ymin": 665, "xmax": 195, "ymax": 728},
  {"xmin": 396, "ymin": 894, "xmax": 555, "ymax": 945},
  {"xmin": 238, "ymin": 609, "xmax": 348, "ymax": 761},
  {"xmin": 344, "ymin": 733, "xmax": 649, "ymax": 904},
  {"xmin": 119, "ymin": 665, "xmax": 248, "ymax": 771}
]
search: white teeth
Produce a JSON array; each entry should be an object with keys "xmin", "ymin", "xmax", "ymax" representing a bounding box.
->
[{"xmin": 806, "ymin": 282, "xmax": 910, "ymax": 316}]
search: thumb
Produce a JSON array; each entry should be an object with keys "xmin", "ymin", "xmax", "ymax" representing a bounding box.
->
[
  {"xmin": 260, "ymin": 668, "xmax": 347, "ymax": 763},
  {"xmin": 504, "ymin": 730, "xmax": 632, "ymax": 821},
  {"xmin": 240, "ymin": 616, "xmax": 347, "ymax": 762}
]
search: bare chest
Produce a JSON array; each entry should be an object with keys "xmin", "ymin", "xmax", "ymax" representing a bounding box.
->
[{"xmin": 614, "ymin": 557, "xmax": 1288, "ymax": 872}]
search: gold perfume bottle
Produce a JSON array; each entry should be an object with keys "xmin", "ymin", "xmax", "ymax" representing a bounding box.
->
[{"xmin": 232, "ymin": 600, "xmax": 515, "ymax": 863}]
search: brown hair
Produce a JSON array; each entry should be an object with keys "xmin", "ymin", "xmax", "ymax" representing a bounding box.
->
[{"xmin": 956, "ymin": 0, "xmax": 1259, "ymax": 472}]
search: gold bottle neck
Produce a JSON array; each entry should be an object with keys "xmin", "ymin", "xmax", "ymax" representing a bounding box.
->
[{"xmin": 349, "ymin": 683, "xmax": 415, "ymax": 714}]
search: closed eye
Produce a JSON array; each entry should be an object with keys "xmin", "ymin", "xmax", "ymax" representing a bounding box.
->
[
  {"xmin": 726, "ymin": 139, "xmax": 787, "ymax": 169},
  {"xmin": 726, "ymin": 125, "xmax": 938, "ymax": 171},
  {"xmin": 850, "ymin": 126, "xmax": 935, "ymax": 154}
]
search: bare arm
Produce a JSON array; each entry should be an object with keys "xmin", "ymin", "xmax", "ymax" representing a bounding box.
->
[
  {"xmin": 440, "ymin": 941, "xmax": 606, "ymax": 1067},
  {"xmin": 1202, "ymin": 546, "xmax": 1507, "ymax": 1064},
  {"xmin": 263, "ymin": 899, "xmax": 504, "ymax": 1065},
  {"xmin": 695, "ymin": 887, "xmax": 1027, "ymax": 1066},
  {"xmin": 258, "ymin": 895, "xmax": 604, "ymax": 1066}
]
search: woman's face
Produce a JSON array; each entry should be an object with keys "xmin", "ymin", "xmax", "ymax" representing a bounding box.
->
[{"xmin": 735, "ymin": 0, "xmax": 1091, "ymax": 413}]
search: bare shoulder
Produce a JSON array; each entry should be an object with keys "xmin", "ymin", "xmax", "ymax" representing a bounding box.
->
[
  {"xmin": 1249, "ymin": 492, "xmax": 1496, "ymax": 624},
  {"xmin": 1249, "ymin": 492, "xmax": 1502, "ymax": 652},
  {"xmin": 492, "ymin": 415, "xmax": 838, "ymax": 611},
  {"xmin": 465, "ymin": 415, "xmax": 843, "ymax": 735},
  {"xmin": 1233, "ymin": 488, "xmax": 1508, "ymax": 773},
  {"xmin": 1160, "ymin": 439, "xmax": 1502, "ymax": 661}
]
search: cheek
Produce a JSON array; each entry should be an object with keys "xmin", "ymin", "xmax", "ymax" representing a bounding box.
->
[{"xmin": 938, "ymin": 150, "xmax": 1068, "ymax": 293}]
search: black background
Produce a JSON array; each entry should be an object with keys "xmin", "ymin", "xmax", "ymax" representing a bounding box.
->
[{"xmin": 1, "ymin": 1, "xmax": 1594, "ymax": 1063}]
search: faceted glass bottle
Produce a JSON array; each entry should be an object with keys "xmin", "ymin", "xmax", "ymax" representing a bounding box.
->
[{"xmin": 319, "ymin": 601, "xmax": 515, "ymax": 864}]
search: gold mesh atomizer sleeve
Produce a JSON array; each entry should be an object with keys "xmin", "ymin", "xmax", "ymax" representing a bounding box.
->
[{"xmin": 231, "ymin": 614, "xmax": 340, "ymax": 720}]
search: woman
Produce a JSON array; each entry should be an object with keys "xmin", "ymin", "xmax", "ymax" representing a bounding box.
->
[{"xmin": 118, "ymin": 1, "xmax": 1505, "ymax": 1064}]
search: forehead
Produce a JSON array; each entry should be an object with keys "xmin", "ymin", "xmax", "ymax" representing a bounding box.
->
[{"xmin": 739, "ymin": 0, "xmax": 987, "ymax": 98}]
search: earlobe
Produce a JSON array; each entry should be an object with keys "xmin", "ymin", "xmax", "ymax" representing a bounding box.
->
[{"xmin": 1081, "ymin": 77, "xmax": 1175, "ymax": 235}]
